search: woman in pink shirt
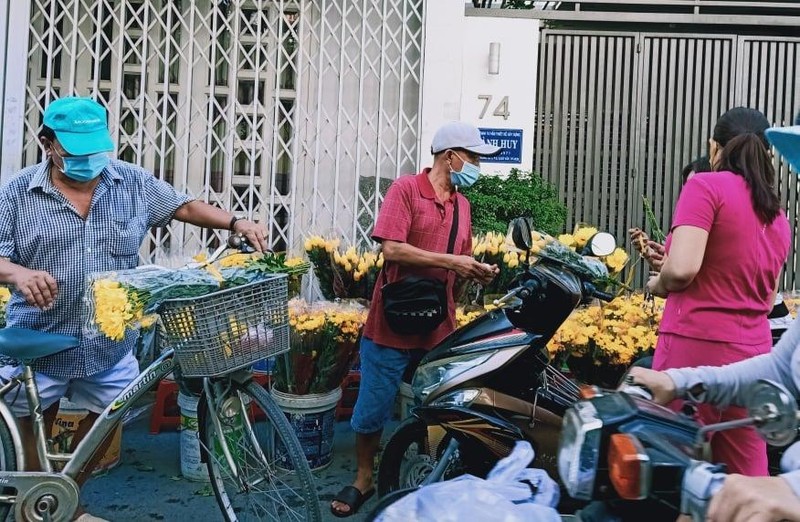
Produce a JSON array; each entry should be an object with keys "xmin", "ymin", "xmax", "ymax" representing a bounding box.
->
[{"xmin": 646, "ymin": 107, "xmax": 791, "ymax": 476}]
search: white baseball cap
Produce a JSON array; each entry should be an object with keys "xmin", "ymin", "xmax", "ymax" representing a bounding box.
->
[{"xmin": 431, "ymin": 121, "xmax": 502, "ymax": 156}]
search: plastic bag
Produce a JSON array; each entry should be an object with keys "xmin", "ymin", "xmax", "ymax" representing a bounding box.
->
[{"xmin": 375, "ymin": 441, "xmax": 561, "ymax": 522}]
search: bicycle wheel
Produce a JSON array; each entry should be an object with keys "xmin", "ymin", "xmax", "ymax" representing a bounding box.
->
[
  {"xmin": 0, "ymin": 411, "xmax": 17, "ymax": 519},
  {"xmin": 201, "ymin": 380, "xmax": 321, "ymax": 522}
]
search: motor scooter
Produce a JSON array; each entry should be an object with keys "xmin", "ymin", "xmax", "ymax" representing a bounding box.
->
[
  {"xmin": 559, "ymin": 379, "xmax": 800, "ymax": 521},
  {"xmin": 376, "ymin": 218, "xmax": 618, "ymax": 502}
]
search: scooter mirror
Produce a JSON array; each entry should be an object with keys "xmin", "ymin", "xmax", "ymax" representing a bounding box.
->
[
  {"xmin": 747, "ymin": 379, "xmax": 799, "ymax": 447},
  {"xmin": 588, "ymin": 232, "xmax": 616, "ymax": 257},
  {"xmin": 508, "ymin": 218, "xmax": 533, "ymax": 251}
]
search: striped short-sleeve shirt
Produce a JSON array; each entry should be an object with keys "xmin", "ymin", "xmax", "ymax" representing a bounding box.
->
[{"xmin": 0, "ymin": 159, "xmax": 192, "ymax": 378}]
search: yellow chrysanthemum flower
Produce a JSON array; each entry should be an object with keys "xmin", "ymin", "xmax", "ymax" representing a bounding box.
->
[
  {"xmin": 573, "ymin": 227, "xmax": 598, "ymax": 248},
  {"xmin": 218, "ymin": 253, "xmax": 255, "ymax": 268},
  {"xmin": 558, "ymin": 234, "xmax": 576, "ymax": 248}
]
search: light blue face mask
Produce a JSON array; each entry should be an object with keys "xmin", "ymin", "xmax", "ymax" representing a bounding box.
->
[
  {"xmin": 57, "ymin": 151, "xmax": 109, "ymax": 182},
  {"xmin": 450, "ymin": 153, "xmax": 481, "ymax": 188}
]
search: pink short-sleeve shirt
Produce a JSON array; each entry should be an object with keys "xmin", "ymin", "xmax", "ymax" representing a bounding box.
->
[
  {"xmin": 659, "ymin": 171, "xmax": 791, "ymax": 345},
  {"xmin": 363, "ymin": 170, "xmax": 473, "ymax": 350}
]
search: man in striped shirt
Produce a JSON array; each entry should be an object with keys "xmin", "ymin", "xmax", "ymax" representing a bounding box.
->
[{"xmin": 0, "ymin": 96, "xmax": 267, "ymax": 522}]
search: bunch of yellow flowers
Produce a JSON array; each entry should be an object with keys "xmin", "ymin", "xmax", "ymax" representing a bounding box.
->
[
  {"xmin": 0, "ymin": 286, "xmax": 12, "ymax": 328},
  {"xmin": 304, "ymin": 235, "xmax": 384, "ymax": 300},
  {"xmin": 304, "ymin": 235, "xmax": 341, "ymax": 300},
  {"xmin": 456, "ymin": 307, "xmax": 484, "ymax": 328},
  {"xmin": 331, "ymin": 245, "xmax": 384, "ymax": 299},
  {"xmin": 470, "ymin": 231, "xmax": 527, "ymax": 298},
  {"xmin": 455, "ymin": 303, "xmax": 498, "ymax": 328},
  {"xmin": 556, "ymin": 225, "xmax": 629, "ymax": 274},
  {"xmin": 473, "ymin": 231, "xmax": 524, "ymax": 269},
  {"xmin": 304, "ymin": 235, "xmax": 341, "ymax": 254},
  {"xmin": 279, "ymin": 301, "xmax": 368, "ymax": 394},
  {"xmin": 333, "ymin": 247, "xmax": 384, "ymax": 284},
  {"xmin": 547, "ymin": 292, "xmax": 664, "ymax": 366},
  {"xmin": 91, "ymin": 280, "xmax": 157, "ymax": 342}
]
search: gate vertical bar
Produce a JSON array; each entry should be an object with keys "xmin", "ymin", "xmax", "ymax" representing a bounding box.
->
[{"xmin": 0, "ymin": 0, "xmax": 32, "ymax": 183}]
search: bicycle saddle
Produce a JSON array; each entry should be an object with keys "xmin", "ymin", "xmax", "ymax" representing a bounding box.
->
[{"xmin": 0, "ymin": 328, "xmax": 79, "ymax": 361}]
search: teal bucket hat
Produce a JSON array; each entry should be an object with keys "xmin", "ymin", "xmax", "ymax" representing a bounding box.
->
[
  {"xmin": 766, "ymin": 113, "xmax": 800, "ymax": 174},
  {"xmin": 43, "ymin": 97, "xmax": 114, "ymax": 156}
]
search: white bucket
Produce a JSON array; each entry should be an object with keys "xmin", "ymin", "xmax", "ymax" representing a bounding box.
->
[
  {"xmin": 271, "ymin": 387, "xmax": 342, "ymax": 471},
  {"xmin": 178, "ymin": 392, "xmax": 209, "ymax": 482},
  {"xmin": 398, "ymin": 381, "xmax": 415, "ymax": 422}
]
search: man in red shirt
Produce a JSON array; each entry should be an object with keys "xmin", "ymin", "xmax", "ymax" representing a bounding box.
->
[{"xmin": 331, "ymin": 121, "xmax": 502, "ymax": 517}]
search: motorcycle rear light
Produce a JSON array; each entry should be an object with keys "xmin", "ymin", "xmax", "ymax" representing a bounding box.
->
[
  {"xmin": 579, "ymin": 385, "xmax": 602, "ymax": 400},
  {"xmin": 608, "ymin": 434, "xmax": 651, "ymax": 500}
]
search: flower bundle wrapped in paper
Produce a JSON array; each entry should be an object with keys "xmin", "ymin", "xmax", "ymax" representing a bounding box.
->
[
  {"xmin": 331, "ymin": 247, "xmax": 383, "ymax": 300},
  {"xmin": 304, "ymin": 235, "xmax": 385, "ymax": 301},
  {"xmin": 209, "ymin": 251, "xmax": 310, "ymax": 299},
  {"xmin": 85, "ymin": 266, "xmax": 221, "ymax": 342},
  {"xmin": 530, "ymin": 230, "xmax": 610, "ymax": 282},
  {"xmin": 304, "ymin": 235, "xmax": 340, "ymax": 300},
  {"xmin": 273, "ymin": 300, "xmax": 368, "ymax": 395},
  {"xmin": 551, "ymin": 225, "xmax": 630, "ymax": 275},
  {"xmin": 86, "ymin": 249, "xmax": 309, "ymax": 343}
]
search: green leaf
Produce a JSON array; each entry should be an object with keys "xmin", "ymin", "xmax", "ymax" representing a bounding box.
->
[
  {"xmin": 461, "ymin": 169, "xmax": 567, "ymax": 236},
  {"xmin": 194, "ymin": 485, "xmax": 214, "ymax": 496}
]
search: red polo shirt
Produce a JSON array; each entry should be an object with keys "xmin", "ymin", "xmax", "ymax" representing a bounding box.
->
[{"xmin": 363, "ymin": 169, "xmax": 473, "ymax": 350}]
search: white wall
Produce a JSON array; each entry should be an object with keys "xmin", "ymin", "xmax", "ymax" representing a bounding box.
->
[
  {"xmin": 419, "ymin": 2, "xmax": 540, "ymax": 176},
  {"xmin": 0, "ymin": 0, "xmax": 31, "ymax": 185}
]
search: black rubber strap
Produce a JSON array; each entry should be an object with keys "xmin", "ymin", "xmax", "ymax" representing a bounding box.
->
[{"xmin": 447, "ymin": 197, "xmax": 459, "ymax": 255}]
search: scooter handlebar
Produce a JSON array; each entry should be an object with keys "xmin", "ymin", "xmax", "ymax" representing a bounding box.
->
[{"xmin": 593, "ymin": 289, "xmax": 615, "ymax": 302}]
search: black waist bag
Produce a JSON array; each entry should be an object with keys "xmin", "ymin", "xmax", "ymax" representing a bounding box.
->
[
  {"xmin": 380, "ymin": 198, "xmax": 459, "ymax": 336},
  {"xmin": 381, "ymin": 276, "xmax": 447, "ymax": 335}
]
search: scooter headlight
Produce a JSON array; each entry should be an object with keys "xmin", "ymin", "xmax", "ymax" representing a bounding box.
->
[
  {"xmin": 431, "ymin": 388, "xmax": 481, "ymax": 407},
  {"xmin": 558, "ymin": 400, "xmax": 603, "ymax": 500},
  {"xmin": 411, "ymin": 352, "xmax": 493, "ymax": 402}
]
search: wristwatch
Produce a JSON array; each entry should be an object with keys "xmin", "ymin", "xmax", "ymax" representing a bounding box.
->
[{"xmin": 229, "ymin": 215, "xmax": 245, "ymax": 231}]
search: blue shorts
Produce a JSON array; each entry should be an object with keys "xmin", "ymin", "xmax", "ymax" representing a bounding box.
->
[{"xmin": 350, "ymin": 337, "xmax": 425, "ymax": 434}]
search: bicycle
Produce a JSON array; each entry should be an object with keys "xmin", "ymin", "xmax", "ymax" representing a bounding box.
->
[{"xmin": 0, "ymin": 236, "xmax": 322, "ymax": 522}]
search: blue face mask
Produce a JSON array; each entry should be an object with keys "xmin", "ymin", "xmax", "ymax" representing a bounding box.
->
[
  {"xmin": 57, "ymin": 152, "xmax": 109, "ymax": 182},
  {"xmin": 450, "ymin": 153, "xmax": 481, "ymax": 188}
]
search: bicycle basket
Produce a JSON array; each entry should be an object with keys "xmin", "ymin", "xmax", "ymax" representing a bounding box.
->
[{"xmin": 158, "ymin": 275, "xmax": 289, "ymax": 377}]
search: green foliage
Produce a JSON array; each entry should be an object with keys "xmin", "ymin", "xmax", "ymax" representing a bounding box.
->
[{"xmin": 461, "ymin": 169, "xmax": 567, "ymax": 236}]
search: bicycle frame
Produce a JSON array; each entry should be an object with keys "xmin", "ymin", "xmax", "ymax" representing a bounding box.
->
[{"xmin": 0, "ymin": 349, "xmax": 176, "ymax": 481}]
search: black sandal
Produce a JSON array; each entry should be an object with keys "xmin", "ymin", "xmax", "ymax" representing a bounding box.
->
[{"xmin": 330, "ymin": 486, "xmax": 376, "ymax": 518}]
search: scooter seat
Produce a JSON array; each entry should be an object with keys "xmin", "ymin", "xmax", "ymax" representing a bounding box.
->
[{"xmin": 0, "ymin": 328, "xmax": 79, "ymax": 361}]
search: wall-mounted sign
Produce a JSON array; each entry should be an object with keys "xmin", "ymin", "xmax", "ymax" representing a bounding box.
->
[{"xmin": 479, "ymin": 128, "xmax": 523, "ymax": 164}]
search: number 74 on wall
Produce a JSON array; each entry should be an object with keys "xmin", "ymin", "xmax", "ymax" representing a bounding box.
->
[{"xmin": 478, "ymin": 95, "xmax": 510, "ymax": 120}]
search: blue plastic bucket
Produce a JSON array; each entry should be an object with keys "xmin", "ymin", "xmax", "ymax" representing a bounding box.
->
[
  {"xmin": 270, "ymin": 387, "xmax": 342, "ymax": 471},
  {"xmin": 252, "ymin": 356, "xmax": 276, "ymax": 374}
]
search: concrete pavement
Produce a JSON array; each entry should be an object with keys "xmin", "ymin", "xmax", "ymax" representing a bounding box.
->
[{"xmin": 82, "ymin": 414, "xmax": 387, "ymax": 521}]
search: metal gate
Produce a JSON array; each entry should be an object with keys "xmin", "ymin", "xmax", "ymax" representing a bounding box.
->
[
  {"xmin": 535, "ymin": 30, "xmax": 800, "ymax": 286},
  {"xmin": 2, "ymin": 0, "xmax": 423, "ymax": 262}
]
